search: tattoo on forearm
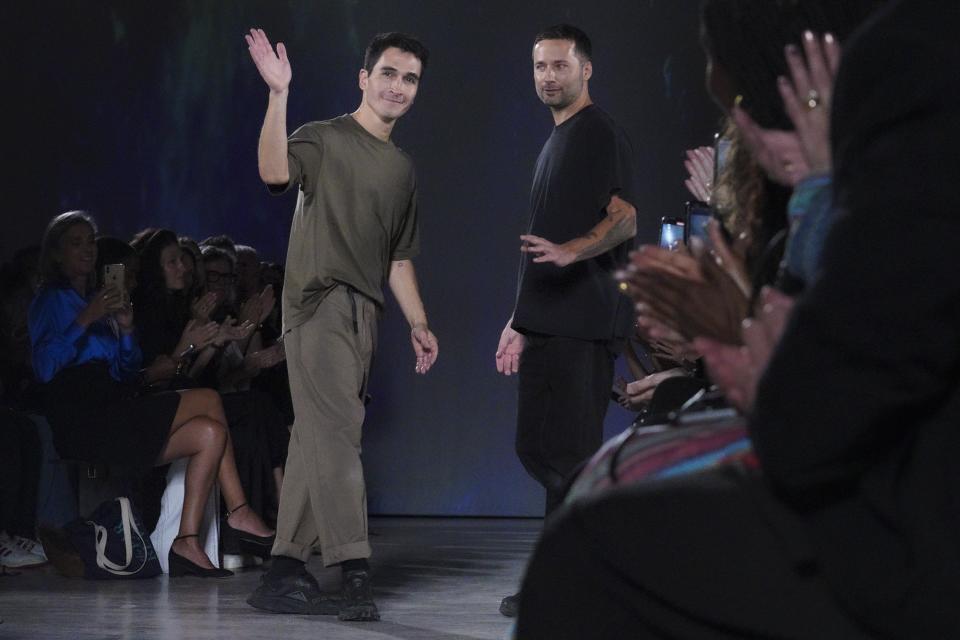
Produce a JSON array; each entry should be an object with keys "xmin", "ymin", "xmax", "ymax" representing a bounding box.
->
[{"xmin": 573, "ymin": 209, "xmax": 636, "ymax": 261}]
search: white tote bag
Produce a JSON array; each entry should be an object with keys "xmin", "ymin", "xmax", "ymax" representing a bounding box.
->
[{"xmin": 149, "ymin": 458, "xmax": 220, "ymax": 573}]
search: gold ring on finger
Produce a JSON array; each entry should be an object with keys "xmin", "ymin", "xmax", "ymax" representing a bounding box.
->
[{"xmin": 805, "ymin": 89, "xmax": 821, "ymax": 110}]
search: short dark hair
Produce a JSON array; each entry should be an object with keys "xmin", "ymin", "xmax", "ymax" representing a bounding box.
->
[
  {"xmin": 133, "ymin": 228, "xmax": 179, "ymax": 295},
  {"xmin": 363, "ymin": 32, "xmax": 430, "ymax": 75},
  {"xmin": 534, "ymin": 24, "xmax": 592, "ymax": 63},
  {"xmin": 200, "ymin": 234, "xmax": 237, "ymax": 259},
  {"xmin": 39, "ymin": 210, "xmax": 97, "ymax": 289},
  {"xmin": 201, "ymin": 245, "xmax": 236, "ymax": 270}
]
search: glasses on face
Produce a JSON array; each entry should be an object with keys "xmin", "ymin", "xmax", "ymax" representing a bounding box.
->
[{"xmin": 206, "ymin": 270, "xmax": 238, "ymax": 283}]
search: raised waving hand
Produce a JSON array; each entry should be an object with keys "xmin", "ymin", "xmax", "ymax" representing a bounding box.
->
[{"xmin": 245, "ymin": 28, "xmax": 291, "ymax": 93}]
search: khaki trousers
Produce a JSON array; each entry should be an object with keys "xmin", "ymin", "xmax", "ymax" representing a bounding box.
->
[{"xmin": 272, "ymin": 285, "xmax": 378, "ymax": 566}]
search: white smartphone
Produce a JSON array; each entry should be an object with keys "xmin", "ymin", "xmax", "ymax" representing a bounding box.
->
[{"xmin": 103, "ymin": 263, "xmax": 126, "ymax": 302}]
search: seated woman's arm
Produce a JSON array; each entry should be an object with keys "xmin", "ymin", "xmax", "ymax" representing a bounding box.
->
[
  {"xmin": 28, "ymin": 289, "xmax": 89, "ymax": 383},
  {"xmin": 111, "ymin": 311, "xmax": 143, "ymax": 383}
]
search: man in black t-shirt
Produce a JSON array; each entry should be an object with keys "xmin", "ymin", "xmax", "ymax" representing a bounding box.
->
[{"xmin": 494, "ymin": 23, "xmax": 637, "ymax": 616}]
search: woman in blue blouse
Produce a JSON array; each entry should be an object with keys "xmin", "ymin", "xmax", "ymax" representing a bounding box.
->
[{"xmin": 29, "ymin": 211, "xmax": 274, "ymax": 578}]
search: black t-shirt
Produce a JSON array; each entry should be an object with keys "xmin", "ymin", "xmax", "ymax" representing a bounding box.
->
[{"xmin": 512, "ymin": 105, "xmax": 636, "ymax": 340}]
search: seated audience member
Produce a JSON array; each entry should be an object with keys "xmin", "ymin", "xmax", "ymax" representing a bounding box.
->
[
  {"xmin": 0, "ymin": 246, "xmax": 41, "ymax": 409},
  {"xmin": 134, "ymin": 230, "xmax": 287, "ymax": 540},
  {"xmin": 131, "ymin": 228, "xmax": 221, "ymax": 380},
  {"xmin": 200, "ymin": 234, "xmax": 238, "ymax": 262},
  {"xmin": 0, "ymin": 407, "xmax": 45, "ymax": 569},
  {"xmin": 234, "ymin": 244, "xmax": 261, "ymax": 306},
  {"xmin": 179, "ymin": 237, "xmax": 206, "ymax": 302},
  {"xmin": 201, "ymin": 245, "xmax": 281, "ymax": 391},
  {"xmin": 603, "ymin": 0, "xmax": 874, "ymax": 435},
  {"xmin": 518, "ymin": 1, "xmax": 960, "ymax": 637},
  {"xmin": 29, "ymin": 211, "xmax": 274, "ymax": 577},
  {"xmin": 627, "ymin": 0, "xmax": 879, "ymax": 351}
]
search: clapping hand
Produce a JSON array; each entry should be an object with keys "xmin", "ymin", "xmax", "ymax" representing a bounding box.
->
[
  {"xmin": 214, "ymin": 316, "xmax": 256, "ymax": 346},
  {"xmin": 245, "ymin": 28, "xmax": 291, "ymax": 94},
  {"xmin": 777, "ymin": 31, "xmax": 840, "ymax": 174},
  {"xmin": 244, "ymin": 342, "xmax": 286, "ymax": 375},
  {"xmin": 695, "ymin": 287, "xmax": 796, "ymax": 412},
  {"xmin": 684, "ymin": 146, "xmax": 716, "ymax": 203},
  {"xmin": 732, "ymin": 31, "xmax": 840, "ymax": 185},
  {"xmin": 178, "ymin": 319, "xmax": 219, "ymax": 354},
  {"xmin": 191, "ymin": 292, "xmax": 218, "ymax": 322},
  {"xmin": 620, "ymin": 227, "xmax": 750, "ymax": 346},
  {"xmin": 239, "ymin": 285, "xmax": 275, "ymax": 328}
]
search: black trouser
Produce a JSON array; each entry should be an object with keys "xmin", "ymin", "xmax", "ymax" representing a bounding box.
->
[
  {"xmin": 0, "ymin": 408, "xmax": 42, "ymax": 538},
  {"xmin": 516, "ymin": 334, "xmax": 615, "ymax": 515},
  {"xmin": 517, "ymin": 467, "xmax": 874, "ymax": 640}
]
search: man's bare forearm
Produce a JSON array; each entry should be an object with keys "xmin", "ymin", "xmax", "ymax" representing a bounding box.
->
[
  {"xmin": 564, "ymin": 196, "xmax": 637, "ymax": 262},
  {"xmin": 388, "ymin": 260, "xmax": 429, "ymax": 329},
  {"xmin": 258, "ymin": 89, "xmax": 290, "ymax": 184}
]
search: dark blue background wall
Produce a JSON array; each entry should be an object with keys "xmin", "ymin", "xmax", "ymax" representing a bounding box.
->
[{"xmin": 6, "ymin": 1, "xmax": 719, "ymax": 516}]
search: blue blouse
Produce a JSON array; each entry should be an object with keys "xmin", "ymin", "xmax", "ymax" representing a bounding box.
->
[
  {"xmin": 783, "ymin": 172, "xmax": 835, "ymax": 285},
  {"xmin": 28, "ymin": 286, "xmax": 142, "ymax": 383}
]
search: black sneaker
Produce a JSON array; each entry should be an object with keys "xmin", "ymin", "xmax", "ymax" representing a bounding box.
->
[
  {"xmin": 339, "ymin": 569, "xmax": 380, "ymax": 621},
  {"xmin": 247, "ymin": 568, "xmax": 339, "ymax": 615},
  {"xmin": 499, "ymin": 592, "xmax": 519, "ymax": 617}
]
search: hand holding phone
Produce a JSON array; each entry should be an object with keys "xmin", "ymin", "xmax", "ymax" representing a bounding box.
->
[
  {"xmin": 684, "ymin": 201, "xmax": 714, "ymax": 247},
  {"xmin": 659, "ymin": 217, "xmax": 685, "ymax": 251}
]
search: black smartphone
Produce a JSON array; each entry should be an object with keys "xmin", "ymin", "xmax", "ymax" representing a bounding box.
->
[
  {"xmin": 684, "ymin": 201, "xmax": 713, "ymax": 245},
  {"xmin": 659, "ymin": 217, "xmax": 685, "ymax": 250}
]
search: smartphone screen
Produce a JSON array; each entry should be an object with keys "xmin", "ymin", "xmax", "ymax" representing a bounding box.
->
[
  {"xmin": 659, "ymin": 217, "xmax": 685, "ymax": 250},
  {"xmin": 685, "ymin": 201, "xmax": 713, "ymax": 244}
]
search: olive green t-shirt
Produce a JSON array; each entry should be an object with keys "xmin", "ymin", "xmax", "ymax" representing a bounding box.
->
[{"xmin": 273, "ymin": 114, "xmax": 420, "ymax": 330}]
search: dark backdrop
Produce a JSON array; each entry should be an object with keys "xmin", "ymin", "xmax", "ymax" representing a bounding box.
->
[{"xmin": 5, "ymin": 0, "xmax": 719, "ymax": 516}]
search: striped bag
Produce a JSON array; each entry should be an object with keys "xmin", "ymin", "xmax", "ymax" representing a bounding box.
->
[{"xmin": 565, "ymin": 411, "xmax": 757, "ymax": 504}]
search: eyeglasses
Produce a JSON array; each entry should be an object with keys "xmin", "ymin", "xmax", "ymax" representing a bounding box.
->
[{"xmin": 206, "ymin": 271, "xmax": 238, "ymax": 283}]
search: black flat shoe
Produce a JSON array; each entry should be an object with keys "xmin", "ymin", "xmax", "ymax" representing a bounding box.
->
[
  {"xmin": 224, "ymin": 503, "xmax": 276, "ymax": 559},
  {"xmin": 168, "ymin": 534, "xmax": 233, "ymax": 578}
]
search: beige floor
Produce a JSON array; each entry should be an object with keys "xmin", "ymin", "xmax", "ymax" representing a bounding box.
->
[{"xmin": 0, "ymin": 517, "xmax": 542, "ymax": 640}]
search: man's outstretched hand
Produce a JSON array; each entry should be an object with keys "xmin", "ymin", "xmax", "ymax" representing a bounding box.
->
[{"xmin": 245, "ymin": 28, "xmax": 292, "ymax": 94}]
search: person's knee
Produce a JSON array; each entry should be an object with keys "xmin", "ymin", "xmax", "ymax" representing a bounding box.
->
[
  {"xmin": 195, "ymin": 417, "xmax": 228, "ymax": 454},
  {"xmin": 196, "ymin": 387, "xmax": 223, "ymax": 414}
]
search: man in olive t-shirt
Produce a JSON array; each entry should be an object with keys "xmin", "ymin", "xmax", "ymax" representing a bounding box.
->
[{"xmin": 244, "ymin": 28, "xmax": 438, "ymax": 622}]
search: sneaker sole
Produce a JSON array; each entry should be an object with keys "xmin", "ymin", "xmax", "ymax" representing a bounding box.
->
[
  {"xmin": 247, "ymin": 593, "xmax": 339, "ymax": 615},
  {"xmin": 0, "ymin": 558, "xmax": 47, "ymax": 569}
]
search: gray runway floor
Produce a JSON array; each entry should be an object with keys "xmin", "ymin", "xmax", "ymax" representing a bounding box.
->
[{"xmin": 0, "ymin": 517, "xmax": 542, "ymax": 640}]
